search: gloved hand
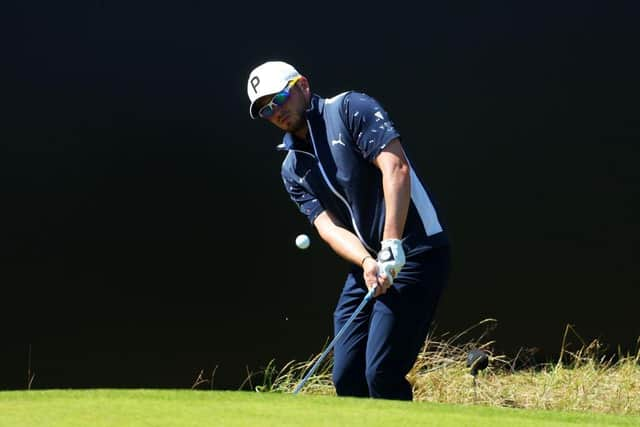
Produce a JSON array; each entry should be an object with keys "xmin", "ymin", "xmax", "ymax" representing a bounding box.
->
[{"xmin": 376, "ymin": 238, "xmax": 406, "ymax": 285}]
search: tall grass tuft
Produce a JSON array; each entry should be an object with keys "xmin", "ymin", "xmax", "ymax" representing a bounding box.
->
[{"xmin": 251, "ymin": 319, "xmax": 640, "ymax": 415}]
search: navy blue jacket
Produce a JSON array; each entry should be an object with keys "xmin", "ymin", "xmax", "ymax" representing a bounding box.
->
[{"xmin": 278, "ymin": 92, "xmax": 448, "ymax": 257}]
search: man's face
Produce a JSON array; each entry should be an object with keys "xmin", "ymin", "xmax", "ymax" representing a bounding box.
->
[{"xmin": 255, "ymin": 77, "xmax": 309, "ymax": 134}]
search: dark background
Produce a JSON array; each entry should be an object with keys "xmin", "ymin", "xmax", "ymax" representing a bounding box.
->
[{"xmin": 2, "ymin": 1, "xmax": 639, "ymax": 390}]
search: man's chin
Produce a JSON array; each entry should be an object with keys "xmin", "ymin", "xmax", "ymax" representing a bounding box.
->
[{"xmin": 288, "ymin": 119, "xmax": 305, "ymax": 134}]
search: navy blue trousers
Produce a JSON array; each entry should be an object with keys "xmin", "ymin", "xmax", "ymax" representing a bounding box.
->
[{"xmin": 332, "ymin": 246, "xmax": 450, "ymax": 400}]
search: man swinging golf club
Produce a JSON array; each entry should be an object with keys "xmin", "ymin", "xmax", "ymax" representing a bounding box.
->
[{"xmin": 247, "ymin": 60, "xmax": 451, "ymax": 400}]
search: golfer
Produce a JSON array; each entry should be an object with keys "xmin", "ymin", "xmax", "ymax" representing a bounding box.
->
[{"xmin": 247, "ymin": 60, "xmax": 451, "ymax": 400}]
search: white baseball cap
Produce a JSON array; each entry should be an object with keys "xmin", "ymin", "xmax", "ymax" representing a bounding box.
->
[{"xmin": 247, "ymin": 61, "xmax": 301, "ymax": 119}]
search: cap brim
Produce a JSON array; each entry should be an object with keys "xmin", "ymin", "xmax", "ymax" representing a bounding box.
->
[
  {"xmin": 249, "ymin": 91, "xmax": 278, "ymax": 119},
  {"xmin": 249, "ymin": 101, "xmax": 259, "ymax": 120}
]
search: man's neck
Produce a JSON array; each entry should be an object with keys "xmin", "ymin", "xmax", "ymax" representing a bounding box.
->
[
  {"xmin": 293, "ymin": 126, "xmax": 309, "ymax": 142},
  {"xmin": 293, "ymin": 95, "xmax": 313, "ymax": 142}
]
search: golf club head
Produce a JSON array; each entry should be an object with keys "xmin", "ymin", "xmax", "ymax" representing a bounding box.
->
[{"xmin": 466, "ymin": 349, "xmax": 489, "ymax": 376}]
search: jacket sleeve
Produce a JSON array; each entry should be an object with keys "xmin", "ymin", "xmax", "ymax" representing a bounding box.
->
[
  {"xmin": 281, "ymin": 173, "xmax": 325, "ymax": 225},
  {"xmin": 341, "ymin": 92, "xmax": 402, "ymax": 162}
]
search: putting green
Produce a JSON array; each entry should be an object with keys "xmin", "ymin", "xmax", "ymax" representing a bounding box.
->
[{"xmin": 0, "ymin": 389, "xmax": 637, "ymax": 426}]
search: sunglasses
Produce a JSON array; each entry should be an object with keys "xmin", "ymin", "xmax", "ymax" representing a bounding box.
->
[{"xmin": 258, "ymin": 76, "xmax": 301, "ymax": 119}]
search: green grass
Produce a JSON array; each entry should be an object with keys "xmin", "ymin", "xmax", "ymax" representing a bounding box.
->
[{"xmin": 0, "ymin": 389, "xmax": 639, "ymax": 426}]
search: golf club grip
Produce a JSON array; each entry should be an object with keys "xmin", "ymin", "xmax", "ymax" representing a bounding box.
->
[
  {"xmin": 293, "ymin": 286, "xmax": 376, "ymax": 394},
  {"xmin": 378, "ymin": 261, "xmax": 394, "ymax": 285}
]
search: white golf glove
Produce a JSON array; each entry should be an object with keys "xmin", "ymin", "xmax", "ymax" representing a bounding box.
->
[{"xmin": 377, "ymin": 238, "xmax": 406, "ymax": 285}]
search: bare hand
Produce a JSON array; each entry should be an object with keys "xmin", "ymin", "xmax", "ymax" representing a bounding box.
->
[{"xmin": 362, "ymin": 257, "xmax": 393, "ymax": 297}]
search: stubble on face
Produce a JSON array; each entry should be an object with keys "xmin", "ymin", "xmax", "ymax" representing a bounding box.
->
[
  {"xmin": 286, "ymin": 113, "xmax": 306, "ymax": 134},
  {"xmin": 286, "ymin": 85, "xmax": 310, "ymax": 137},
  {"xmin": 273, "ymin": 86, "xmax": 308, "ymax": 135}
]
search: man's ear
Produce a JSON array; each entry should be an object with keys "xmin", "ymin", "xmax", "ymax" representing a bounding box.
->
[
  {"xmin": 297, "ymin": 76, "xmax": 310, "ymax": 92},
  {"xmin": 296, "ymin": 76, "xmax": 311, "ymax": 101}
]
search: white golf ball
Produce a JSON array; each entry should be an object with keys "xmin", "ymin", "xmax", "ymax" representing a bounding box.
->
[{"xmin": 295, "ymin": 234, "xmax": 310, "ymax": 250}]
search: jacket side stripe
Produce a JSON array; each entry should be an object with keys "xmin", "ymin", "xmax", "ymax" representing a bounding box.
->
[{"xmin": 409, "ymin": 165, "xmax": 443, "ymax": 236}]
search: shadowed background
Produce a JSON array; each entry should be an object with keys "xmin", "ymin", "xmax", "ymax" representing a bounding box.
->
[{"xmin": 2, "ymin": 1, "xmax": 639, "ymax": 389}]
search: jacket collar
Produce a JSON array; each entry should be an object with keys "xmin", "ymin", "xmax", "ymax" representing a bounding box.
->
[{"xmin": 306, "ymin": 93, "xmax": 324, "ymax": 116}]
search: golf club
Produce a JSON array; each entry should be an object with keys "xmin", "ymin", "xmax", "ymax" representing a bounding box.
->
[
  {"xmin": 467, "ymin": 348, "xmax": 489, "ymax": 400},
  {"xmin": 467, "ymin": 348, "xmax": 489, "ymax": 377},
  {"xmin": 292, "ymin": 285, "xmax": 377, "ymax": 395}
]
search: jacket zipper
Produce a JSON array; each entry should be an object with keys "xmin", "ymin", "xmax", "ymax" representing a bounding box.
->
[{"xmin": 305, "ymin": 120, "xmax": 375, "ymax": 253}]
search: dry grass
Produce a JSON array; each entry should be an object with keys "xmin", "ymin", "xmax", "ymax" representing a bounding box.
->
[{"xmin": 251, "ymin": 319, "xmax": 640, "ymax": 416}]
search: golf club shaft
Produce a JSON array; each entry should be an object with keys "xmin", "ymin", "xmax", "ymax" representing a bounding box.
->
[{"xmin": 293, "ymin": 286, "xmax": 376, "ymax": 395}]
